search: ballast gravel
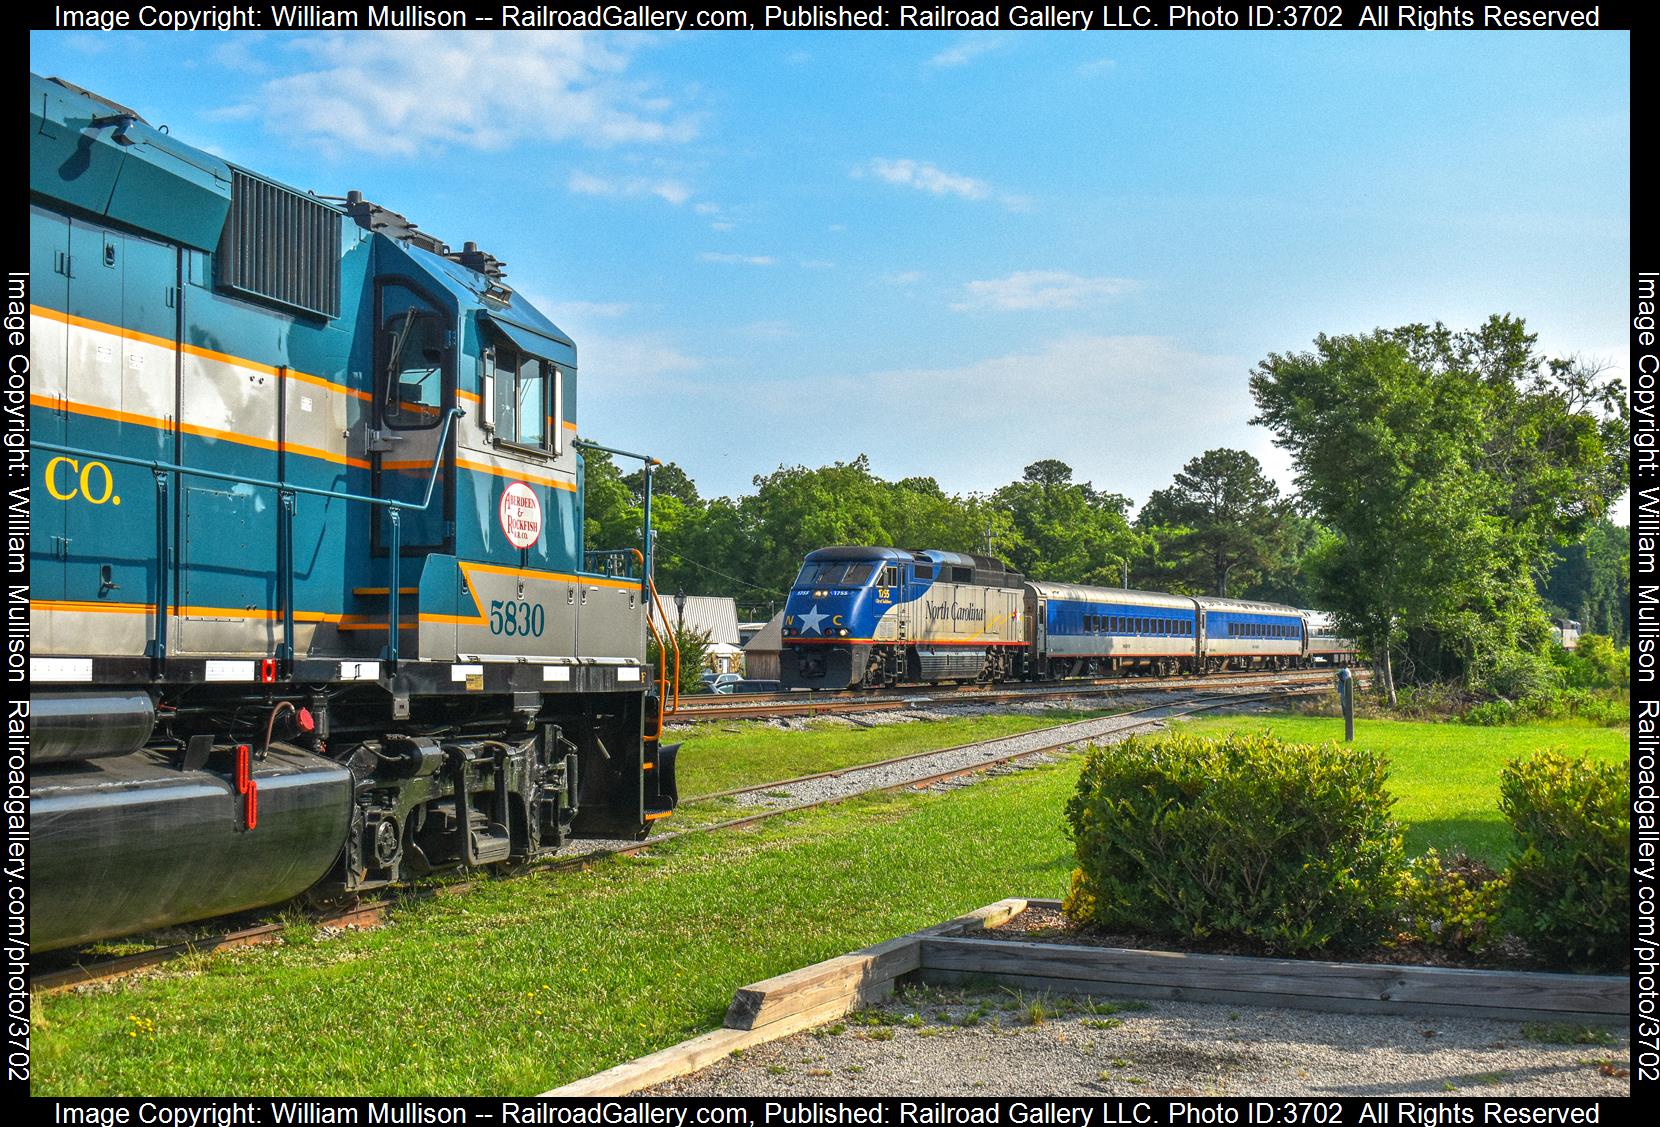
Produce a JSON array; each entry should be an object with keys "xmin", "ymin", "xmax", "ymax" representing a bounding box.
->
[
  {"xmin": 646, "ymin": 986, "xmax": 1630, "ymax": 1098},
  {"xmin": 720, "ymin": 700, "xmax": 1224, "ymax": 812}
]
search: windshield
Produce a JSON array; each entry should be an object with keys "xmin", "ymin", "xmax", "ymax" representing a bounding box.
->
[{"xmin": 794, "ymin": 561, "xmax": 881, "ymax": 587}]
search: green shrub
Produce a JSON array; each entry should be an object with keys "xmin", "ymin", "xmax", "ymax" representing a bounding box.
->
[
  {"xmin": 1471, "ymin": 648, "xmax": 1561, "ymax": 702},
  {"xmin": 1063, "ymin": 730, "xmax": 1404, "ymax": 954},
  {"xmin": 1461, "ymin": 688, "xmax": 1628, "ymax": 728},
  {"xmin": 1498, "ymin": 752, "xmax": 1630, "ymax": 969},
  {"xmin": 1391, "ymin": 849, "xmax": 1507, "ymax": 957},
  {"xmin": 1553, "ymin": 636, "xmax": 1630, "ymax": 690}
]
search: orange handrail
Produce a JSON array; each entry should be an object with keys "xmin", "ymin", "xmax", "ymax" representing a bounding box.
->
[
  {"xmin": 630, "ymin": 549, "xmax": 681, "ymax": 720},
  {"xmin": 646, "ymin": 577, "xmax": 682, "ymax": 715}
]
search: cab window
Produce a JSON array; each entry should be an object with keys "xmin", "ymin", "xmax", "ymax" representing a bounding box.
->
[
  {"xmin": 381, "ymin": 283, "xmax": 448, "ymax": 429},
  {"xmin": 879, "ymin": 565, "xmax": 899, "ymax": 588},
  {"xmin": 839, "ymin": 563, "xmax": 875, "ymax": 585},
  {"xmin": 493, "ymin": 346, "xmax": 548, "ymax": 448},
  {"xmin": 796, "ymin": 562, "xmax": 834, "ymax": 587}
]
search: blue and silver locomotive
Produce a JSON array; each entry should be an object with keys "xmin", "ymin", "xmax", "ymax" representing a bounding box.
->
[
  {"xmin": 780, "ymin": 546, "xmax": 1355, "ymax": 689},
  {"xmin": 780, "ymin": 548, "xmax": 1027, "ymax": 687},
  {"xmin": 26, "ymin": 75, "xmax": 675, "ymax": 951}
]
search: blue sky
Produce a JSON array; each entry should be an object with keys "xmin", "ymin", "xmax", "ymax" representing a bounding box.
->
[{"xmin": 30, "ymin": 30, "xmax": 1630, "ymax": 510}]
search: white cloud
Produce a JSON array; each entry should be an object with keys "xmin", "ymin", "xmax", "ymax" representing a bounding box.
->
[
  {"xmin": 855, "ymin": 158, "xmax": 1029, "ymax": 210},
  {"xmin": 246, "ymin": 32, "xmax": 695, "ymax": 157},
  {"xmin": 567, "ymin": 170, "xmax": 692, "ymax": 206},
  {"xmin": 700, "ymin": 252, "xmax": 775, "ymax": 266},
  {"xmin": 709, "ymin": 221, "xmax": 736, "ymax": 232},
  {"xmin": 885, "ymin": 271, "xmax": 925, "ymax": 286},
  {"xmin": 858, "ymin": 157, "xmax": 991, "ymax": 201},
  {"xmin": 953, "ymin": 270, "xmax": 1138, "ymax": 312},
  {"xmin": 929, "ymin": 36, "xmax": 1006, "ymax": 68},
  {"xmin": 1076, "ymin": 57, "xmax": 1118, "ymax": 76}
]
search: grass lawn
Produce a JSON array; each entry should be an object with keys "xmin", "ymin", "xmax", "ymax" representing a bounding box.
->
[
  {"xmin": 32, "ymin": 758, "xmax": 1084, "ymax": 1096},
  {"xmin": 1174, "ymin": 714, "xmax": 1628, "ymax": 863},
  {"xmin": 672, "ymin": 709, "xmax": 1107, "ymax": 797}
]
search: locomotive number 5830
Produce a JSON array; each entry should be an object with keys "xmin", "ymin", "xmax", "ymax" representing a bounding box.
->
[{"xmin": 488, "ymin": 599, "xmax": 545, "ymax": 637}]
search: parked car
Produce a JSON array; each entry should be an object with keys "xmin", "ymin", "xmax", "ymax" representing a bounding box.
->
[{"xmin": 714, "ymin": 679, "xmax": 781, "ymax": 695}]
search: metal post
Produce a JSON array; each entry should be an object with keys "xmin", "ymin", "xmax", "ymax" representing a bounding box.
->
[
  {"xmin": 1337, "ymin": 667, "xmax": 1354, "ymax": 742},
  {"xmin": 386, "ymin": 509, "xmax": 401, "ymax": 668},
  {"xmin": 150, "ymin": 470, "xmax": 170, "ymax": 668},
  {"xmin": 278, "ymin": 489, "xmax": 296, "ymax": 669},
  {"xmin": 641, "ymin": 462, "xmax": 655, "ymax": 582}
]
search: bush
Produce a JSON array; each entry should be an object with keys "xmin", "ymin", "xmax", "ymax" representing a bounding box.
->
[
  {"xmin": 1391, "ymin": 849, "xmax": 1507, "ymax": 958},
  {"xmin": 1553, "ymin": 635, "xmax": 1629, "ymax": 690},
  {"xmin": 1462, "ymin": 689, "xmax": 1628, "ymax": 728},
  {"xmin": 1063, "ymin": 730, "xmax": 1404, "ymax": 954},
  {"xmin": 1471, "ymin": 647, "xmax": 1561, "ymax": 702},
  {"xmin": 1499, "ymin": 752, "xmax": 1630, "ymax": 969}
]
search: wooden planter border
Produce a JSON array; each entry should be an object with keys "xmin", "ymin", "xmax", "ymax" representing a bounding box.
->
[
  {"xmin": 545, "ymin": 897, "xmax": 1628, "ymax": 1096},
  {"xmin": 544, "ymin": 898, "xmax": 1028, "ymax": 1096}
]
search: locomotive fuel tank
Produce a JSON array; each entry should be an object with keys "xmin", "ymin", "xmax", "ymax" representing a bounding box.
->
[
  {"xmin": 31, "ymin": 748, "xmax": 352, "ymax": 952},
  {"xmin": 29, "ymin": 692, "xmax": 156, "ymax": 763}
]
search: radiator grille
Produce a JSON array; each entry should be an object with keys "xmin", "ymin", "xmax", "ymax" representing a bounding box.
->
[{"xmin": 217, "ymin": 170, "xmax": 341, "ymax": 319}]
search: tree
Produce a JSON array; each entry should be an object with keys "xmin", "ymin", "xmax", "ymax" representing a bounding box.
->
[
  {"xmin": 646, "ymin": 622, "xmax": 712, "ymax": 697},
  {"xmin": 1250, "ymin": 316, "xmax": 1628, "ymax": 704},
  {"xmin": 1137, "ymin": 448, "xmax": 1290, "ymax": 596},
  {"xmin": 990, "ymin": 461, "xmax": 1143, "ymax": 586},
  {"xmin": 1541, "ymin": 519, "xmax": 1630, "ymax": 644}
]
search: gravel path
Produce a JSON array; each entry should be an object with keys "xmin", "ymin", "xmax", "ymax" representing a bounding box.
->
[
  {"xmin": 646, "ymin": 984, "xmax": 1631, "ymax": 1098},
  {"xmin": 558, "ymin": 689, "xmax": 1296, "ymax": 859}
]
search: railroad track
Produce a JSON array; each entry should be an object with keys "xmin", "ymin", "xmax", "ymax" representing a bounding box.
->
[
  {"xmin": 669, "ymin": 666, "xmax": 1352, "ymax": 722},
  {"xmin": 33, "ymin": 677, "xmax": 1340, "ymax": 995}
]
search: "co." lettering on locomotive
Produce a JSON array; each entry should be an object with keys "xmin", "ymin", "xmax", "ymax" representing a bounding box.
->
[{"xmin": 44, "ymin": 456, "xmax": 121, "ymax": 505}]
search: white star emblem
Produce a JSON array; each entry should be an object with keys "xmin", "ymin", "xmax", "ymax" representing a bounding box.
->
[{"xmin": 798, "ymin": 604, "xmax": 827, "ymax": 635}]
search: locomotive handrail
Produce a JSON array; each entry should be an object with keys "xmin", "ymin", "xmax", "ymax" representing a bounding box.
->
[
  {"xmin": 642, "ymin": 564, "xmax": 681, "ymax": 716},
  {"xmin": 31, "ymin": 407, "xmax": 462, "ymax": 514},
  {"xmin": 32, "ymin": 407, "xmax": 463, "ymax": 673}
]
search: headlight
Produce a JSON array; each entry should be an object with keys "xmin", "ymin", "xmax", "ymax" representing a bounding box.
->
[
  {"xmin": 813, "ymin": 590, "xmax": 828, "ymax": 597},
  {"xmin": 838, "ymin": 628, "xmax": 849, "ymax": 637}
]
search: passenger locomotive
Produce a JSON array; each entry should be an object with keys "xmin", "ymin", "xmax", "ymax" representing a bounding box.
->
[
  {"xmin": 779, "ymin": 546, "xmax": 1357, "ymax": 689},
  {"xmin": 25, "ymin": 75, "xmax": 677, "ymax": 952}
]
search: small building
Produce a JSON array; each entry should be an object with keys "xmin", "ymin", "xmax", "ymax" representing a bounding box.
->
[
  {"xmin": 742, "ymin": 610, "xmax": 785, "ymax": 682},
  {"xmin": 649, "ymin": 595, "xmax": 744, "ymax": 674}
]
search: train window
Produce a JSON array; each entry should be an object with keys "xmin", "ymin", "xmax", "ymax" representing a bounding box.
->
[
  {"xmin": 796, "ymin": 562, "xmax": 846, "ymax": 586},
  {"xmin": 951, "ymin": 566, "xmax": 973, "ymax": 582},
  {"xmin": 879, "ymin": 565, "xmax": 899, "ymax": 588},
  {"xmin": 913, "ymin": 563, "xmax": 935, "ymax": 581},
  {"xmin": 381, "ymin": 284, "xmax": 448, "ymax": 430},
  {"xmin": 493, "ymin": 346, "xmax": 548, "ymax": 448},
  {"xmin": 840, "ymin": 563, "xmax": 875, "ymax": 585}
]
